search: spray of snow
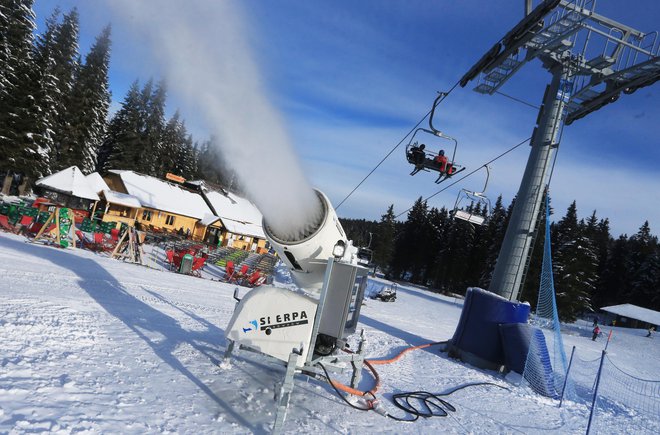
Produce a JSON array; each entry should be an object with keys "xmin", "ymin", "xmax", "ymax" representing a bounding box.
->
[{"xmin": 110, "ymin": 0, "xmax": 321, "ymax": 240}]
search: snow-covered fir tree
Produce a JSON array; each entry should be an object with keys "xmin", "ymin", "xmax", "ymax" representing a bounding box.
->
[
  {"xmin": 97, "ymin": 81, "xmax": 144, "ymax": 172},
  {"xmin": 627, "ymin": 221, "xmax": 659, "ymax": 309},
  {"xmin": 0, "ymin": 0, "xmax": 39, "ymax": 178},
  {"xmin": 58, "ymin": 25, "xmax": 111, "ymax": 173},
  {"xmin": 552, "ymin": 201, "xmax": 597, "ymax": 322},
  {"xmin": 142, "ymin": 80, "xmax": 166, "ymax": 175},
  {"xmin": 37, "ymin": 8, "xmax": 80, "ymax": 169}
]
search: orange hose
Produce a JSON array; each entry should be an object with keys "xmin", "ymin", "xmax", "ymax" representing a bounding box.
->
[
  {"xmin": 366, "ymin": 343, "xmax": 434, "ymax": 366},
  {"xmin": 327, "ymin": 342, "xmax": 441, "ymax": 402}
]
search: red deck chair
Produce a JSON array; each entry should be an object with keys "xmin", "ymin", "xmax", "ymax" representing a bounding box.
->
[
  {"xmin": 165, "ymin": 249, "xmax": 175, "ymax": 270},
  {"xmin": 110, "ymin": 228, "xmax": 120, "ymax": 242},
  {"xmin": 172, "ymin": 252, "xmax": 183, "ymax": 270},
  {"xmin": 26, "ymin": 221, "xmax": 43, "ymax": 236},
  {"xmin": 0, "ymin": 215, "xmax": 13, "ymax": 232},
  {"xmin": 92, "ymin": 232, "xmax": 112, "ymax": 251},
  {"xmin": 245, "ymin": 270, "xmax": 265, "ymax": 287},
  {"xmin": 191, "ymin": 256, "xmax": 206, "ymax": 276},
  {"xmin": 75, "ymin": 230, "xmax": 85, "ymax": 245},
  {"xmin": 233, "ymin": 264, "xmax": 249, "ymax": 284},
  {"xmin": 224, "ymin": 261, "xmax": 235, "ymax": 282},
  {"xmin": 18, "ymin": 215, "xmax": 34, "ymax": 227}
]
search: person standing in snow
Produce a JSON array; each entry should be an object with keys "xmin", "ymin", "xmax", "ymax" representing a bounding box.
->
[
  {"xmin": 592, "ymin": 325, "xmax": 601, "ymax": 341},
  {"xmin": 646, "ymin": 326, "xmax": 656, "ymax": 338}
]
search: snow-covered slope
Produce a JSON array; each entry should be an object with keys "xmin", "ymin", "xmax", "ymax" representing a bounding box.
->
[{"xmin": 0, "ymin": 232, "xmax": 658, "ymax": 434}]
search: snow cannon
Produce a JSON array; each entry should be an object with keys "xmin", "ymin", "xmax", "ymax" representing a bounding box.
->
[
  {"xmin": 262, "ymin": 189, "xmax": 357, "ymax": 296},
  {"xmin": 225, "ymin": 189, "xmax": 368, "ymax": 366}
]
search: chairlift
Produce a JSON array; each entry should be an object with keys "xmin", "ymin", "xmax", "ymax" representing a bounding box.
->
[
  {"xmin": 356, "ymin": 247, "xmax": 373, "ymax": 268},
  {"xmin": 405, "ymin": 93, "xmax": 465, "ymax": 184},
  {"xmin": 452, "ymin": 166, "xmax": 492, "ymax": 226}
]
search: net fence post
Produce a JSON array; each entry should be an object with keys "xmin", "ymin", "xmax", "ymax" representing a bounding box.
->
[
  {"xmin": 586, "ymin": 350, "xmax": 607, "ymax": 435},
  {"xmin": 558, "ymin": 345, "xmax": 576, "ymax": 408}
]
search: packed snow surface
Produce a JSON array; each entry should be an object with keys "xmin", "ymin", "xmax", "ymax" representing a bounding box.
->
[{"xmin": 0, "ymin": 231, "xmax": 658, "ymax": 434}]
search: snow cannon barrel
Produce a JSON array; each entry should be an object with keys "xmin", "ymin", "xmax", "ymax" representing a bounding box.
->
[{"xmin": 263, "ymin": 189, "xmax": 353, "ymax": 296}]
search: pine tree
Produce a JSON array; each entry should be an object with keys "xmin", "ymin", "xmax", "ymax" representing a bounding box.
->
[
  {"xmin": 585, "ymin": 212, "xmax": 612, "ymax": 309},
  {"xmin": 97, "ymin": 81, "xmax": 143, "ymax": 172},
  {"xmin": 372, "ymin": 204, "xmax": 396, "ymax": 274},
  {"xmin": 0, "ymin": 0, "xmax": 39, "ymax": 178},
  {"xmin": 390, "ymin": 197, "xmax": 430, "ymax": 283},
  {"xmin": 58, "ymin": 25, "xmax": 111, "ymax": 173},
  {"xmin": 427, "ymin": 206, "xmax": 452, "ymax": 290},
  {"xmin": 552, "ymin": 201, "xmax": 596, "ymax": 322},
  {"xmin": 601, "ymin": 234, "xmax": 630, "ymax": 307},
  {"xmin": 175, "ymin": 133, "xmax": 195, "ymax": 179},
  {"xmin": 142, "ymin": 79, "xmax": 166, "ymax": 176},
  {"xmin": 627, "ymin": 221, "xmax": 659, "ymax": 308},
  {"xmin": 39, "ymin": 8, "xmax": 80, "ymax": 168},
  {"xmin": 196, "ymin": 135, "xmax": 235, "ymax": 188},
  {"xmin": 159, "ymin": 111, "xmax": 181, "ymax": 175},
  {"xmin": 479, "ymin": 195, "xmax": 509, "ymax": 288}
]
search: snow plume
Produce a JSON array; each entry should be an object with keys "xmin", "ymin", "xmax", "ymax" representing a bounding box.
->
[{"xmin": 110, "ymin": 0, "xmax": 321, "ymax": 240}]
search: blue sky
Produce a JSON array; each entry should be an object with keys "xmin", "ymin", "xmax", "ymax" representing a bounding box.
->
[{"xmin": 33, "ymin": 0, "xmax": 660, "ymax": 237}]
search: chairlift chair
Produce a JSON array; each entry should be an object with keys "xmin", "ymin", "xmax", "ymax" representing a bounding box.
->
[
  {"xmin": 405, "ymin": 93, "xmax": 465, "ymax": 183},
  {"xmin": 452, "ymin": 166, "xmax": 492, "ymax": 226}
]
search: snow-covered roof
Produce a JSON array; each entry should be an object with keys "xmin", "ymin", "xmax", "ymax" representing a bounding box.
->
[
  {"xmin": 205, "ymin": 190, "xmax": 265, "ymax": 238},
  {"xmin": 35, "ymin": 166, "xmax": 100, "ymax": 201},
  {"xmin": 601, "ymin": 303, "xmax": 660, "ymax": 326},
  {"xmin": 109, "ymin": 170, "xmax": 213, "ymax": 220},
  {"xmin": 200, "ymin": 214, "xmax": 221, "ymax": 226},
  {"xmin": 102, "ymin": 190, "xmax": 141, "ymax": 209},
  {"xmin": 85, "ymin": 172, "xmax": 110, "ymax": 194}
]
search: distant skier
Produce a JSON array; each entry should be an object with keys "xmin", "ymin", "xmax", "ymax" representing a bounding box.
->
[
  {"xmin": 592, "ymin": 325, "xmax": 601, "ymax": 341},
  {"xmin": 646, "ymin": 326, "xmax": 656, "ymax": 338}
]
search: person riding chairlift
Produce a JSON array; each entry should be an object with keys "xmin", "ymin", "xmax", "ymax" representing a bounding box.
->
[
  {"xmin": 410, "ymin": 143, "xmax": 426, "ymax": 168},
  {"xmin": 434, "ymin": 149, "xmax": 448, "ymax": 172}
]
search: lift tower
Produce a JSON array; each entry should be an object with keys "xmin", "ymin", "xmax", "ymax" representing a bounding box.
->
[{"xmin": 459, "ymin": 0, "xmax": 660, "ymax": 301}]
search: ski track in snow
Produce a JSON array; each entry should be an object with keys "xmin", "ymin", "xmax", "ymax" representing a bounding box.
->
[{"xmin": 0, "ymin": 231, "xmax": 658, "ymax": 434}]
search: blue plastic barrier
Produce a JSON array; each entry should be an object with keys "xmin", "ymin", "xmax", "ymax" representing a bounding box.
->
[{"xmin": 448, "ymin": 287, "xmax": 530, "ymax": 370}]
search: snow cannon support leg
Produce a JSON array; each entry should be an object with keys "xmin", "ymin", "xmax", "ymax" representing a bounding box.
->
[
  {"xmin": 223, "ymin": 339, "xmax": 235, "ymax": 362},
  {"xmin": 272, "ymin": 347, "xmax": 301, "ymax": 435},
  {"xmin": 350, "ymin": 329, "xmax": 367, "ymax": 389}
]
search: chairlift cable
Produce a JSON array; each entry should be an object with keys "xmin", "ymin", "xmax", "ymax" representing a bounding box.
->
[
  {"xmin": 396, "ymin": 137, "xmax": 531, "ymax": 219},
  {"xmin": 494, "ymin": 90, "xmax": 540, "ymax": 109},
  {"xmin": 336, "ymin": 82, "xmax": 462, "ymax": 210}
]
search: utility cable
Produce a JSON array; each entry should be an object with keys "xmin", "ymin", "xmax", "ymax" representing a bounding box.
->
[
  {"xmin": 336, "ymin": 81, "xmax": 462, "ymax": 210},
  {"xmin": 396, "ymin": 137, "xmax": 531, "ymax": 219}
]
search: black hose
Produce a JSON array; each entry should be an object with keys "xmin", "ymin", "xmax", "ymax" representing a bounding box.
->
[
  {"xmin": 315, "ymin": 362, "xmax": 371, "ymax": 412},
  {"xmin": 386, "ymin": 382, "xmax": 510, "ymax": 422}
]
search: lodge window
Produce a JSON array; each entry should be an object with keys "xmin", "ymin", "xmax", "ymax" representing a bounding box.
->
[
  {"xmin": 165, "ymin": 215, "xmax": 175, "ymax": 226},
  {"xmin": 142, "ymin": 210, "xmax": 152, "ymax": 221}
]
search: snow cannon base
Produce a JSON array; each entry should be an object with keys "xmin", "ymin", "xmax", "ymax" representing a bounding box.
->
[
  {"xmin": 224, "ymin": 258, "xmax": 369, "ymax": 433},
  {"xmin": 447, "ymin": 287, "xmax": 530, "ymax": 371}
]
